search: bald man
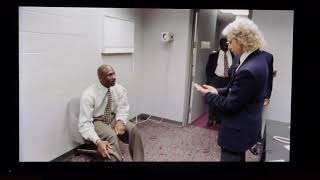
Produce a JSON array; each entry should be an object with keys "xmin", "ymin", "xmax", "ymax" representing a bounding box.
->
[{"xmin": 78, "ymin": 64, "xmax": 144, "ymax": 161}]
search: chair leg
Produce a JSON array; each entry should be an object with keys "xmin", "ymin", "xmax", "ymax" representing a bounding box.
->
[{"xmin": 76, "ymin": 149, "xmax": 98, "ymax": 154}]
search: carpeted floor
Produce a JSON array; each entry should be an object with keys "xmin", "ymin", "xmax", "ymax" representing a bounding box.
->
[
  {"xmin": 63, "ymin": 116, "xmax": 261, "ymax": 162},
  {"xmin": 192, "ymin": 112, "xmax": 220, "ymax": 130}
]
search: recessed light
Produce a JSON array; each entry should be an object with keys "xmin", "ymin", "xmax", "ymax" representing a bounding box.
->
[{"xmin": 220, "ymin": 10, "xmax": 249, "ymax": 16}]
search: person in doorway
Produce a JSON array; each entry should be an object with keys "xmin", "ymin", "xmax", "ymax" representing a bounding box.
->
[
  {"xmin": 78, "ymin": 64, "xmax": 144, "ymax": 161},
  {"xmin": 205, "ymin": 38, "xmax": 235, "ymax": 126},
  {"xmin": 194, "ymin": 17, "xmax": 268, "ymax": 162}
]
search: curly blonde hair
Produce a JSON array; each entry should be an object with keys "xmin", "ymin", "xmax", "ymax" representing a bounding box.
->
[{"xmin": 222, "ymin": 17, "xmax": 266, "ymax": 52}]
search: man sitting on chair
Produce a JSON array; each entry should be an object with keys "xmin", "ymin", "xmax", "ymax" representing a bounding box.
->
[{"xmin": 78, "ymin": 64, "xmax": 144, "ymax": 161}]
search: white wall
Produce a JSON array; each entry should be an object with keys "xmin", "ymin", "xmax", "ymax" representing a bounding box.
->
[
  {"xmin": 19, "ymin": 7, "xmax": 144, "ymax": 161},
  {"xmin": 139, "ymin": 9, "xmax": 192, "ymax": 122},
  {"xmin": 20, "ymin": 8, "xmax": 293, "ymax": 161},
  {"xmin": 252, "ymin": 10, "xmax": 294, "ymax": 123},
  {"xmin": 100, "ymin": 8, "xmax": 144, "ymax": 119},
  {"xmin": 190, "ymin": 10, "xmax": 218, "ymax": 122},
  {"xmin": 19, "ymin": 7, "xmax": 194, "ymax": 161}
]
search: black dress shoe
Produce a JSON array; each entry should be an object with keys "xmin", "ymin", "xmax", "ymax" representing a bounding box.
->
[
  {"xmin": 206, "ymin": 120, "xmax": 213, "ymax": 127},
  {"xmin": 250, "ymin": 144, "xmax": 259, "ymax": 156},
  {"xmin": 214, "ymin": 120, "xmax": 221, "ymax": 125}
]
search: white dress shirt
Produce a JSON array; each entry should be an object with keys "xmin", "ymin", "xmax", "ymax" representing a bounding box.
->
[
  {"xmin": 215, "ymin": 50, "xmax": 233, "ymax": 77},
  {"xmin": 78, "ymin": 82, "xmax": 129, "ymax": 143},
  {"xmin": 236, "ymin": 50, "xmax": 254, "ymax": 72}
]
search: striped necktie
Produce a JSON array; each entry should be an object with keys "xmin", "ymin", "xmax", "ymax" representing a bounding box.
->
[
  {"xmin": 224, "ymin": 53, "xmax": 229, "ymax": 77},
  {"xmin": 104, "ymin": 88, "xmax": 112, "ymax": 124}
]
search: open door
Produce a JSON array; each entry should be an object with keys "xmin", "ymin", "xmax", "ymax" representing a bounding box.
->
[
  {"xmin": 184, "ymin": 9, "xmax": 251, "ymax": 126},
  {"xmin": 185, "ymin": 9, "xmax": 219, "ymax": 125}
]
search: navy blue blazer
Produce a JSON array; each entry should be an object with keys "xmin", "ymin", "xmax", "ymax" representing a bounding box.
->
[
  {"xmin": 229, "ymin": 50, "xmax": 273, "ymax": 98},
  {"xmin": 261, "ymin": 51, "xmax": 274, "ymax": 98},
  {"xmin": 205, "ymin": 50, "xmax": 268, "ymax": 152}
]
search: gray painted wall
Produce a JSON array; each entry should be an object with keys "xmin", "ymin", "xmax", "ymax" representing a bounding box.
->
[
  {"xmin": 19, "ymin": 7, "xmax": 144, "ymax": 161},
  {"xmin": 19, "ymin": 7, "xmax": 193, "ymax": 161},
  {"xmin": 252, "ymin": 10, "xmax": 294, "ymax": 123},
  {"xmin": 100, "ymin": 8, "xmax": 145, "ymax": 121},
  {"xmin": 139, "ymin": 9, "xmax": 192, "ymax": 122},
  {"xmin": 19, "ymin": 7, "xmax": 293, "ymax": 162}
]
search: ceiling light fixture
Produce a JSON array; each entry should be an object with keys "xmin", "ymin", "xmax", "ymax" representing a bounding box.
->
[{"xmin": 220, "ymin": 9, "xmax": 249, "ymax": 16}]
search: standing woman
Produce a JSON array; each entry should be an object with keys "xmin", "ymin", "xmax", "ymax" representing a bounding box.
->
[{"xmin": 194, "ymin": 17, "xmax": 268, "ymax": 162}]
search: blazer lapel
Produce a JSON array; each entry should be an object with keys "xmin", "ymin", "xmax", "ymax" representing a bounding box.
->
[
  {"xmin": 227, "ymin": 64, "xmax": 238, "ymax": 89},
  {"xmin": 226, "ymin": 50, "xmax": 260, "ymax": 91},
  {"xmin": 237, "ymin": 50, "xmax": 260, "ymax": 70}
]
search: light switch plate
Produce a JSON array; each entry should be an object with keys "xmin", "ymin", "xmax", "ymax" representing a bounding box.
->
[{"xmin": 200, "ymin": 41, "xmax": 211, "ymax": 49}]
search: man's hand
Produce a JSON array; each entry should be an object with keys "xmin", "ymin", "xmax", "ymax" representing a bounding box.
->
[
  {"xmin": 115, "ymin": 120, "xmax": 125, "ymax": 135},
  {"xmin": 263, "ymin": 98, "xmax": 270, "ymax": 106},
  {"xmin": 96, "ymin": 140, "xmax": 113, "ymax": 159},
  {"xmin": 203, "ymin": 84, "xmax": 218, "ymax": 94},
  {"xmin": 193, "ymin": 83, "xmax": 218, "ymax": 96}
]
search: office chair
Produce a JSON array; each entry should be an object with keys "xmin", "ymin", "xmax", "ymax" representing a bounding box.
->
[{"xmin": 66, "ymin": 97, "xmax": 121, "ymax": 161}]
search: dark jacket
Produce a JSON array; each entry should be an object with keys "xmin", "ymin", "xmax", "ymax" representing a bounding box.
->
[
  {"xmin": 229, "ymin": 50, "xmax": 273, "ymax": 98},
  {"xmin": 205, "ymin": 50, "xmax": 268, "ymax": 152},
  {"xmin": 261, "ymin": 51, "xmax": 274, "ymax": 98},
  {"xmin": 206, "ymin": 50, "xmax": 235, "ymax": 85}
]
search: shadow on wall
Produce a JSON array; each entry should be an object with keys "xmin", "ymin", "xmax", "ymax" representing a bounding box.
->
[{"xmin": 65, "ymin": 97, "xmax": 85, "ymax": 146}]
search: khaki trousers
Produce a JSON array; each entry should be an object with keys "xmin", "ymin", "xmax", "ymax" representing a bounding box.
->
[{"xmin": 93, "ymin": 117, "xmax": 144, "ymax": 161}]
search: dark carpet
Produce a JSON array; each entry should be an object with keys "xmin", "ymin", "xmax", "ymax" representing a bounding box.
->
[{"xmin": 63, "ymin": 118, "xmax": 261, "ymax": 162}]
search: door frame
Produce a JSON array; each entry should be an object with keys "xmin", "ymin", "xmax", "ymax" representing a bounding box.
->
[{"xmin": 182, "ymin": 9, "xmax": 199, "ymax": 126}]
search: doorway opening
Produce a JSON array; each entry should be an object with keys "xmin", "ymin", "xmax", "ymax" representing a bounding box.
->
[{"xmin": 184, "ymin": 9, "xmax": 250, "ymax": 129}]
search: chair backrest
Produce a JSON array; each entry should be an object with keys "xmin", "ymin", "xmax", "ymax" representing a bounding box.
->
[{"xmin": 66, "ymin": 97, "xmax": 85, "ymax": 144}]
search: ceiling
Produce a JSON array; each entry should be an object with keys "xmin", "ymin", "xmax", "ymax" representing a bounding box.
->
[
  {"xmin": 217, "ymin": 10, "xmax": 236, "ymax": 23},
  {"xmin": 217, "ymin": 10, "xmax": 250, "ymax": 24}
]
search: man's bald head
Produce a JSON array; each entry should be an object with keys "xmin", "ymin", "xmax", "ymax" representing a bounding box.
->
[
  {"xmin": 97, "ymin": 64, "xmax": 116, "ymax": 88},
  {"xmin": 97, "ymin": 64, "xmax": 113, "ymax": 76}
]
